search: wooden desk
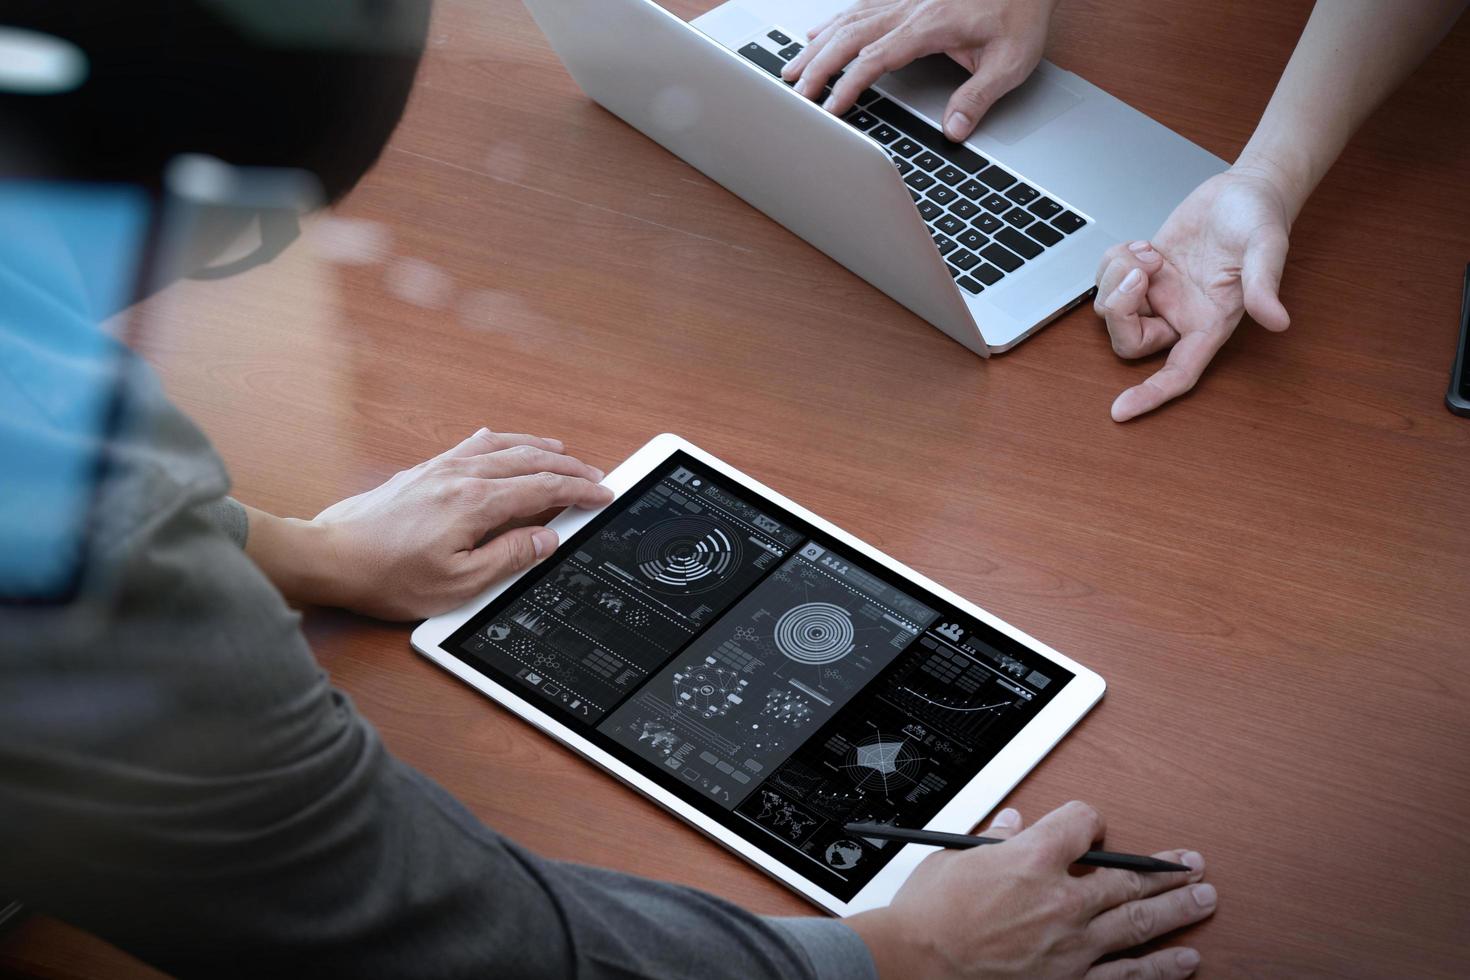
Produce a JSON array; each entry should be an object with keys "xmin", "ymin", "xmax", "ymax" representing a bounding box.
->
[{"xmin": 5, "ymin": 0, "xmax": 1469, "ymax": 976}]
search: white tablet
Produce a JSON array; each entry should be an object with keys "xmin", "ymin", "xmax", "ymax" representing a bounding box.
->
[{"xmin": 412, "ymin": 433, "xmax": 1104, "ymax": 915}]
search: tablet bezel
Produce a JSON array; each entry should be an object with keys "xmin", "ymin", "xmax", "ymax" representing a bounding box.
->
[{"xmin": 411, "ymin": 432, "xmax": 1105, "ymax": 915}]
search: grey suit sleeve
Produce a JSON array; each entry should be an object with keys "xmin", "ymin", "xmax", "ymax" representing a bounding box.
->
[
  {"xmin": 0, "ymin": 373, "xmax": 876, "ymax": 980},
  {"xmin": 194, "ymin": 494, "xmax": 249, "ymax": 548}
]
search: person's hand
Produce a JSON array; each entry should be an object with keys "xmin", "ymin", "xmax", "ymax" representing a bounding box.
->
[
  {"xmin": 847, "ymin": 801, "xmax": 1216, "ymax": 979},
  {"xmin": 780, "ymin": 0, "xmax": 1060, "ymax": 139},
  {"xmin": 245, "ymin": 429, "xmax": 613, "ymax": 620},
  {"xmin": 1095, "ymin": 167, "xmax": 1293, "ymax": 422}
]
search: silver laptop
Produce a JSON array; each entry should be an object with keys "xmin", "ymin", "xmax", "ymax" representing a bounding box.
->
[{"xmin": 520, "ymin": 0, "xmax": 1226, "ymax": 356}]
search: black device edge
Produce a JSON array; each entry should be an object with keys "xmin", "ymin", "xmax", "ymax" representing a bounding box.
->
[{"xmin": 1447, "ymin": 263, "xmax": 1470, "ymax": 417}]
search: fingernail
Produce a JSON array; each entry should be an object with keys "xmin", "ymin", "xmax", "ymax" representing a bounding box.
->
[
  {"xmin": 1191, "ymin": 883, "xmax": 1217, "ymax": 910},
  {"xmin": 994, "ymin": 807, "xmax": 1021, "ymax": 828},
  {"xmin": 591, "ymin": 467, "xmax": 605, "ymax": 481},
  {"xmin": 1110, "ymin": 393, "xmax": 1133, "ymax": 422},
  {"xmin": 1176, "ymin": 948, "xmax": 1201, "ymax": 970},
  {"xmin": 1127, "ymin": 239, "xmax": 1151, "ymax": 252},
  {"xmin": 944, "ymin": 111, "xmax": 971, "ymax": 140},
  {"xmin": 1136, "ymin": 249, "xmax": 1161, "ymax": 263},
  {"xmin": 1182, "ymin": 851, "xmax": 1205, "ymax": 874},
  {"xmin": 532, "ymin": 530, "xmax": 557, "ymax": 558},
  {"xmin": 547, "ymin": 438, "xmax": 565, "ymax": 451},
  {"xmin": 821, "ymin": 95, "xmax": 837, "ymax": 111},
  {"xmin": 1120, "ymin": 268, "xmax": 1143, "ymax": 292}
]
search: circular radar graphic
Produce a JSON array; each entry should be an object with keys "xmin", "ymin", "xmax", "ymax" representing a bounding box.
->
[
  {"xmin": 842, "ymin": 734, "xmax": 923, "ymax": 794},
  {"xmin": 774, "ymin": 602, "xmax": 855, "ymax": 665},
  {"xmin": 636, "ymin": 518, "xmax": 741, "ymax": 594}
]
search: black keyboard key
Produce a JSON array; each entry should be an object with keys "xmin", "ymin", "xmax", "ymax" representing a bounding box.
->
[
  {"xmin": 934, "ymin": 165, "xmax": 965, "ymax": 186},
  {"xmin": 1027, "ymin": 196, "xmax": 1063, "ymax": 220},
  {"xmin": 957, "ymin": 229, "xmax": 988, "ymax": 251},
  {"xmin": 892, "ymin": 157, "xmax": 914, "ymax": 176},
  {"xmin": 778, "ymin": 43, "xmax": 804, "ymax": 61},
  {"xmin": 980, "ymin": 193, "xmax": 1010, "ymax": 214},
  {"xmin": 949, "ymin": 199, "xmax": 981, "ymax": 221},
  {"xmin": 913, "ymin": 151, "xmax": 944, "ymax": 172},
  {"xmin": 957, "ymin": 178, "xmax": 988, "ymax": 201},
  {"xmin": 972, "ymin": 212, "xmax": 1003, "ymax": 234},
  {"xmin": 1005, "ymin": 183, "xmax": 1039, "ymax": 205},
  {"xmin": 1052, "ymin": 210, "xmax": 1086, "ymax": 234},
  {"xmin": 935, "ymin": 214, "xmax": 966, "ymax": 236},
  {"xmin": 866, "ymin": 98, "xmax": 988, "ymax": 171},
  {"xmin": 980, "ymin": 242, "xmax": 1023, "ymax": 272},
  {"xmin": 738, "ymin": 43, "xmax": 786, "ymax": 77},
  {"xmin": 890, "ymin": 137, "xmax": 921, "ymax": 158},
  {"xmin": 976, "ymin": 164, "xmax": 1016, "ymax": 191},
  {"xmin": 855, "ymin": 88, "xmax": 880, "ymax": 106},
  {"xmin": 768, "ymin": 29, "xmax": 792, "ymax": 45},
  {"xmin": 1027, "ymin": 221, "xmax": 1063, "ymax": 247},
  {"xmin": 949, "ymin": 249, "xmax": 980, "ymax": 271},
  {"xmin": 917, "ymin": 199, "xmax": 943, "ymax": 221},
  {"xmin": 928, "ymin": 185, "xmax": 958, "ymax": 206},
  {"xmin": 909, "ymin": 188, "xmax": 922, "ymax": 202},
  {"xmin": 845, "ymin": 109, "xmax": 878, "ymax": 130},
  {"xmin": 905, "ymin": 171, "xmax": 936, "ymax": 192},
  {"xmin": 973, "ymin": 262, "xmax": 1005, "ymax": 286},
  {"xmin": 995, "ymin": 227, "xmax": 1042, "ymax": 260},
  {"xmin": 1003, "ymin": 207, "xmax": 1035, "ymax": 228},
  {"xmin": 949, "ymin": 266, "xmax": 963, "ymax": 279},
  {"xmin": 957, "ymin": 275, "xmax": 985, "ymax": 295},
  {"xmin": 869, "ymin": 123, "xmax": 900, "ymax": 144},
  {"xmin": 932, "ymin": 234, "xmax": 957, "ymax": 256}
]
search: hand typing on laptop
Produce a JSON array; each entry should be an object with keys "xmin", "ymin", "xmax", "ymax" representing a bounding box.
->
[
  {"xmin": 241, "ymin": 428, "xmax": 612, "ymax": 620},
  {"xmin": 1094, "ymin": 0, "xmax": 1466, "ymax": 421},
  {"xmin": 780, "ymin": 0, "xmax": 1061, "ymax": 139}
]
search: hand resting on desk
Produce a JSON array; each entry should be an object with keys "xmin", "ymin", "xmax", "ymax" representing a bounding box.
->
[
  {"xmin": 243, "ymin": 428, "xmax": 613, "ymax": 620},
  {"xmin": 1093, "ymin": 168, "xmax": 1293, "ymax": 423},
  {"xmin": 849, "ymin": 801, "xmax": 1216, "ymax": 980}
]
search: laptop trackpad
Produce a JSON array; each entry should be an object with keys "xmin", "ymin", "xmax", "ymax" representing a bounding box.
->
[{"xmin": 891, "ymin": 55, "xmax": 1083, "ymax": 145}]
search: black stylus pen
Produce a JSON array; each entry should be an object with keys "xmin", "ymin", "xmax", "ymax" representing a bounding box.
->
[{"xmin": 843, "ymin": 823, "xmax": 1192, "ymax": 873}]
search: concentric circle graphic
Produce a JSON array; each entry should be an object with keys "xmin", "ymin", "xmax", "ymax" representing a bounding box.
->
[
  {"xmin": 774, "ymin": 602, "xmax": 855, "ymax": 665},
  {"xmin": 636, "ymin": 518, "xmax": 741, "ymax": 594}
]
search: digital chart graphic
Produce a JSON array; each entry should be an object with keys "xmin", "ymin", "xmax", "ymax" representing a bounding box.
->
[{"xmin": 636, "ymin": 517, "xmax": 742, "ymax": 594}]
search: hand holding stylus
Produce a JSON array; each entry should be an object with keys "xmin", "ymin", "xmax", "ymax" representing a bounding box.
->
[{"xmin": 847, "ymin": 802, "xmax": 1215, "ymax": 980}]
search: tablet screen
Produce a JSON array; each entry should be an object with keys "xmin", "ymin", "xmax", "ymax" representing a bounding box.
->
[{"xmin": 445, "ymin": 451, "xmax": 1073, "ymax": 901}]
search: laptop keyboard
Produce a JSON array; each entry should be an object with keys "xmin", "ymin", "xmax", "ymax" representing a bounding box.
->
[{"xmin": 738, "ymin": 32, "xmax": 1090, "ymax": 296}]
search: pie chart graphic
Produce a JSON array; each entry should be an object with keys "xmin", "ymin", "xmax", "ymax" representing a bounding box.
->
[{"xmin": 636, "ymin": 518, "xmax": 741, "ymax": 594}]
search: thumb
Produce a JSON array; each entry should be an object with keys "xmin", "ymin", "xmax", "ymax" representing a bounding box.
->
[
  {"xmin": 1241, "ymin": 223, "xmax": 1291, "ymax": 332},
  {"xmin": 943, "ymin": 55, "xmax": 1019, "ymax": 140},
  {"xmin": 981, "ymin": 807, "xmax": 1024, "ymax": 841},
  {"xmin": 464, "ymin": 526, "xmax": 558, "ymax": 586}
]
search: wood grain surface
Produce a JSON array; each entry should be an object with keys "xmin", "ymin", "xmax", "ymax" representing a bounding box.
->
[{"xmin": 5, "ymin": 0, "xmax": 1469, "ymax": 977}]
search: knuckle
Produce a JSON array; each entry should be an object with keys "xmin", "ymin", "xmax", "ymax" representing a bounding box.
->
[
  {"xmin": 506, "ymin": 533, "xmax": 537, "ymax": 570},
  {"xmin": 536, "ymin": 470, "xmax": 566, "ymax": 494},
  {"xmin": 1120, "ymin": 870, "xmax": 1146, "ymax": 902},
  {"xmin": 1050, "ymin": 883, "xmax": 1086, "ymax": 920},
  {"xmin": 1115, "ymin": 962, "xmax": 1148, "ymax": 980},
  {"xmin": 1125, "ymin": 898, "xmax": 1157, "ymax": 943}
]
